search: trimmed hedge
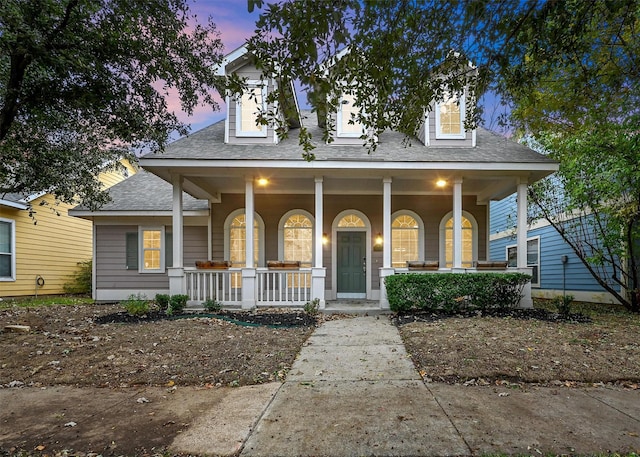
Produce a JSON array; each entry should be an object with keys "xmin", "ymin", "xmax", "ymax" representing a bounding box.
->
[{"xmin": 385, "ymin": 272, "xmax": 531, "ymax": 312}]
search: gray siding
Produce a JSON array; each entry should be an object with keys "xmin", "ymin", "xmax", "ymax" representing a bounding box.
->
[{"xmin": 96, "ymin": 225, "xmax": 207, "ymax": 290}]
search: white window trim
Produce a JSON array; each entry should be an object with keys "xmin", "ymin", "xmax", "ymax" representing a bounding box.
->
[
  {"xmin": 336, "ymin": 93, "xmax": 365, "ymax": 138},
  {"xmin": 391, "ymin": 210, "xmax": 425, "ymax": 266},
  {"xmin": 506, "ymin": 236, "xmax": 541, "ymax": 287},
  {"xmin": 439, "ymin": 210, "xmax": 478, "ymax": 268},
  {"xmin": 138, "ymin": 226, "xmax": 165, "ymax": 274},
  {"xmin": 435, "ymin": 92, "xmax": 466, "ymax": 140},
  {"xmin": 235, "ymin": 80, "xmax": 268, "ymax": 138},
  {"xmin": 278, "ymin": 209, "xmax": 315, "ymax": 265},
  {"xmin": 0, "ymin": 218, "xmax": 16, "ymax": 281},
  {"xmin": 223, "ymin": 209, "xmax": 265, "ymax": 267}
]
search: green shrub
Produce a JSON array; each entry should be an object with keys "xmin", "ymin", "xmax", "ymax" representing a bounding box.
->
[
  {"xmin": 203, "ymin": 298, "xmax": 222, "ymax": 312},
  {"xmin": 155, "ymin": 294, "xmax": 170, "ymax": 311},
  {"xmin": 303, "ymin": 298, "xmax": 320, "ymax": 315},
  {"xmin": 385, "ymin": 273, "xmax": 531, "ymax": 313},
  {"xmin": 167, "ymin": 294, "xmax": 188, "ymax": 316},
  {"xmin": 123, "ymin": 293, "xmax": 149, "ymax": 316},
  {"xmin": 551, "ymin": 294, "xmax": 574, "ymax": 317},
  {"xmin": 63, "ymin": 260, "xmax": 92, "ymax": 294}
]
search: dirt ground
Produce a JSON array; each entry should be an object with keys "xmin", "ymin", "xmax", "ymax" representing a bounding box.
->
[
  {"xmin": 398, "ymin": 304, "xmax": 640, "ymax": 387},
  {"xmin": 1, "ymin": 301, "xmax": 639, "ymax": 456},
  {"xmin": 0, "ymin": 304, "xmax": 316, "ymax": 389}
]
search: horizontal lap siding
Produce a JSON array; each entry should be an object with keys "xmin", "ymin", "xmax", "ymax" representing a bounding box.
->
[
  {"xmin": 95, "ymin": 225, "xmax": 207, "ymax": 290},
  {"xmin": 490, "ymin": 196, "xmax": 517, "ymax": 234}
]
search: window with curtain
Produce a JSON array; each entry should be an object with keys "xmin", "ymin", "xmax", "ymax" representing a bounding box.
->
[
  {"xmin": 236, "ymin": 83, "xmax": 267, "ymax": 137},
  {"xmin": 337, "ymin": 92, "xmax": 363, "ymax": 137},
  {"xmin": 283, "ymin": 214, "xmax": 313, "ymax": 267},
  {"xmin": 392, "ymin": 214, "xmax": 419, "ymax": 268},
  {"xmin": 138, "ymin": 227, "xmax": 165, "ymax": 273},
  {"xmin": 435, "ymin": 92, "xmax": 465, "ymax": 139}
]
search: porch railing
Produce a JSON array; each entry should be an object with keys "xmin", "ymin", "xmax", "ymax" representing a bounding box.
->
[
  {"xmin": 185, "ymin": 268, "xmax": 243, "ymax": 305},
  {"xmin": 256, "ymin": 268, "xmax": 312, "ymax": 304},
  {"xmin": 185, "ymin": 268, "xmax": 312, "ymax": 306}
]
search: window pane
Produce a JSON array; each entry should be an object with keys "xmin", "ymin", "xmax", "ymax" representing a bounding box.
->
[
  {"xmin": 338, "ymin": 214, "xmax": 365, "ymax": 227},
  {"xmin": 507, "ymin": 247, "xmax": 517, "ymax": 267},
  {"xmin": 284, "ymin": 215, "xmax": 312, "ymax": 266},
  {"xmin": 444, "ymin": 216, "xmax": 472, "ymax": 267},
  {"xmin": 0, "ymin": 254, "xmax": 10, "ymax": 277},
  {"xmin": 241, "ymin": 87, "xmax": 263, "ymax": 133},
  {"xmin": 143, "ymin": 230, "xmax": 161, "ymax": 249},
  {"xmin": 144, "ymin": 250, "xmax": 160, "ymax": 270},
  {"xmin": 0, "ymin": 221, "xmax": 10, "ymax": 254},
  {"xmin": 527, "ymin": 239, "xmax": 539, "ymax": 264},
  {"xmin": 392, "ymin": 215, "xmax": 419, "ymax": 268},
  {"xmin": 439, "ymin": 97, "xmax": 461, "ymax": 135},
  {"xmin": 230, "ymin": 214, "xmax": 259, "ymax": 267},
  {"xmin": 340, "ymin": 93, "xmax": 362, "ymax": 134}
]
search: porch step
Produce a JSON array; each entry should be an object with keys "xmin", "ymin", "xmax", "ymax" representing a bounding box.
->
[{"xmin": 322, "ymin": 300, "xmax": 390, "ymax": 316}]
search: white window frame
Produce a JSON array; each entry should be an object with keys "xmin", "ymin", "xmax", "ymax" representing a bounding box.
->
[
  {"xmin": 439, "ymin": 211, "xmax": 478, "ymax": 268},
  {"xmin": 138, "ymin": 226, "xmax": 165, "ymax": 273},
  {"xmin": 223, "ymin": 209, "xmax": 265, "ymax": 267},
  {"xmin": 506, "ymin": 236, "xmax": 540, "ymax": 287},
  {"xmin": 278, "ymin": 209, "xmax": 315, "ymax": 267},
  {"xmin": 391, "ymin": 210, "xmax": 425, "ymax": 268},
  {"xmin": 0, "ymin": 218, "xmax": 16, "ymax": 281},
  {"xmin": 236, "ymin": 80, "xmax": 268, "ymax": 138},
  {"xmin": 435, "ymin": 91, "xmax": 466, "ymax": 140},
  {"xmin": 336, "ymin": 92, "xmax": 364, "ymax": 138}
]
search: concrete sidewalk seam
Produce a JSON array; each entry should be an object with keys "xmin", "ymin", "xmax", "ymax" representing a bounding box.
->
[
  {"xmin": 236, "ymin": 381, "xmax": 285, "ymax": 456},
  {"xmin": 424, "ymin": 382, "xmax": 475, "ymax": 456},
  {"xmin": 583, "ymin": 389, "xmax": 640, "ymax": 424}
]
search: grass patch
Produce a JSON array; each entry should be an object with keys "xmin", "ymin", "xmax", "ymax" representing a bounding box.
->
[{"xmin": 0, "ymin": 295, "xmax": 93, "ymax": 309}]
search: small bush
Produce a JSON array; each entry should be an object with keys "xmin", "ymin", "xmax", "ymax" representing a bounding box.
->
[
  {"xmin": 303, "ymin": 298, "xmax": 320, "ymax": 315},
  {"xmin": 155, "ymin": 294, "xmax": 170, "ymax": 311},
  {"xmin": 63, "ymin": 260, "xmax": 92, "ymax": 294},
  {"xmin": 203, "ymin": 299, "xmax": 222, "ymax": 312},
  {"xmin": 551, "ymin": 294, "xmax": 574, "ymax": 317},
  {"xmin": 385, "ymin": 272, "xmax": 531, "ymax": 312},
  {"xmin": 167, "ymin": 294, "xmax": 188, "ymax": 316},
  {"xmin": 123, "ymin": 293, "xmax": 149, "ymax": 316}
]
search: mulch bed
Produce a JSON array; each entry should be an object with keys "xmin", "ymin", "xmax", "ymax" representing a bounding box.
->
[
  {"xmin": 94, "ymin": 309, "xmax": 318, "ymax": 327},
  {"xmin": 393, "ymin": 307, "xmax": 591, "ymax": 325}
]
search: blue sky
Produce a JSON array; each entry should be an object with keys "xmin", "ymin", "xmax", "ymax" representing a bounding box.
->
[{"xmin": 178, "ymin": 1, "xmax": 509, "ymax": 136}]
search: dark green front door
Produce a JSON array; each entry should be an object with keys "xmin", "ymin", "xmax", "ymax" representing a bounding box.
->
[{"xmin": 337, "ymin": 231, "xmax": 366, "ymax": 297}]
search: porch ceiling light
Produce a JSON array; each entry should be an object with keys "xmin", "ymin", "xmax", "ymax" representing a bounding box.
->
[
  {"xmin": 436, "ymin": 179, "xmax": 447, "ymax": 188},
  {"xmin": 257, "ymin": 178, "xmax": 269, "ymax": 186}
]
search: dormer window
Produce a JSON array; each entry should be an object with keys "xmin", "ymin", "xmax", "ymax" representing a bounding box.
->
[
  {"xmin": 435, "ymin": 92, "xmax": 465, "ymax": 139},
  {"xmin": 236, "ymin": 81, "xmax": 267, "ymax": 137},
  {"xmin": 336, "ymin": 93, "xmax": 364, "ymax": 138}
]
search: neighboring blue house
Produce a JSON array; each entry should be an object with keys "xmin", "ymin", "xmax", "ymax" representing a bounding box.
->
[{"xmin": 489, "ymin": 195, "xmax": 621, "ymax": 304}]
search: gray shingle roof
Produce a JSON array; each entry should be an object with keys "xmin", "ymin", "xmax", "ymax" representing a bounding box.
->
[
  {"xmin": 72, "ymin": 170, "xmax": 208, "ymax": 212},
  {"xmin": 143, "ymin": 111, "xmax": 555, "ymax": 165}
]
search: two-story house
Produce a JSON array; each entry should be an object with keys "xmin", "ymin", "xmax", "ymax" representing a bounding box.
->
[{"xmin": 70, "ymin": 46, "xmax": 558, "ymax": 310}]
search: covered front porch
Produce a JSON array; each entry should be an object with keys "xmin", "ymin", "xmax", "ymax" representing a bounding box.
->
[{"xmin": 151, "ymin": 165, "xmax": 536, "ymax": 310}]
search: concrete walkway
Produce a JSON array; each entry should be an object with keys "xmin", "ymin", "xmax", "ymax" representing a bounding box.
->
[{"xmin": 236, "ymin": 316, "xmax": 640, "ymax": 457}]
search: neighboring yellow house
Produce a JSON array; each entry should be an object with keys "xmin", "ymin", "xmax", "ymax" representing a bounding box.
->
[{"xmin": 0, "ymin": 161, "xmax": 136, "ymax": 298}]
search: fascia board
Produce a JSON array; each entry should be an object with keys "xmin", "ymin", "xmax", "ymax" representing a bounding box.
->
[
  {"xmin": 141, "ymin": 158, "xmax": 559, "ymax": 173},
  {"xmin": 0, "ymin": 199, "xmax": 28, "ymax": 210},
  {"xmin": 69, "ymin": 210, "xmax": 210, "ymax": 218}
]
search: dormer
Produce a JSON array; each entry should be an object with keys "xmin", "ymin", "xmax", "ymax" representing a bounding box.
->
[
  {"xmin": 215, "ymin": 45, "xmax": 300, "ymax": 145},
  {"xmin": 419, "ymin": 56, "xmax": 477, "ymax": 148}
]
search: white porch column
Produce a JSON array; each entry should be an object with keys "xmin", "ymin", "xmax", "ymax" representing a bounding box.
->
[
  {"xmin": 168, "ymin": 174, "xmax": 185, "ymax": 296},
  {"xmin": 517, "ymin": 178, "xmax": 533, "ymax": 308},
  {"xmin": 312, "ymin": 176, "xmax": 326, "ymax": 308},
  {"xmin": 452, "ymin": 177, "xmax": 464, "ymax": 271},
  {"xmin": 379, "ymin": 177, "xmax": 394, "ymax": 309},
  {"xmin": 242, "ymin": 177, "xmax": 256, "ymax": 309}
]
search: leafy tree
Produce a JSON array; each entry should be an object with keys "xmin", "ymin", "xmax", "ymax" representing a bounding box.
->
[
  {"xmin": 246, "ymin": 0, "xmax": 640, "ymax": 311},
  {"xmin": 0, "ymin": 0, "xmax": 224, "ymax": 209}
]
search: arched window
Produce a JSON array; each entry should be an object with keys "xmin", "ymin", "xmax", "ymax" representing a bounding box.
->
[
  {"xmin": 225, "ymin": 210, "xmax": 264, "ymax": 267},
  {"xmin": 440, "ymin": 212, "xmax": 477, "ymax": 268},
  {"xmin": 280, "ymin": 211, "xmax": 314, "ymax": 267},
  {"xmin": 391, "ymin": 212, "xmax": 423, "ymax": 268},
  {"xmin": 338, "ymin": 214, "xmax": 365, "ymax": 227}
]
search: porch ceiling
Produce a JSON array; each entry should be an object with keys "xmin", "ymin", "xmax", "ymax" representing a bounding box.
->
[{"xmin": 143, "ymin": 164, "xmax": 548, "ymax": 204}]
